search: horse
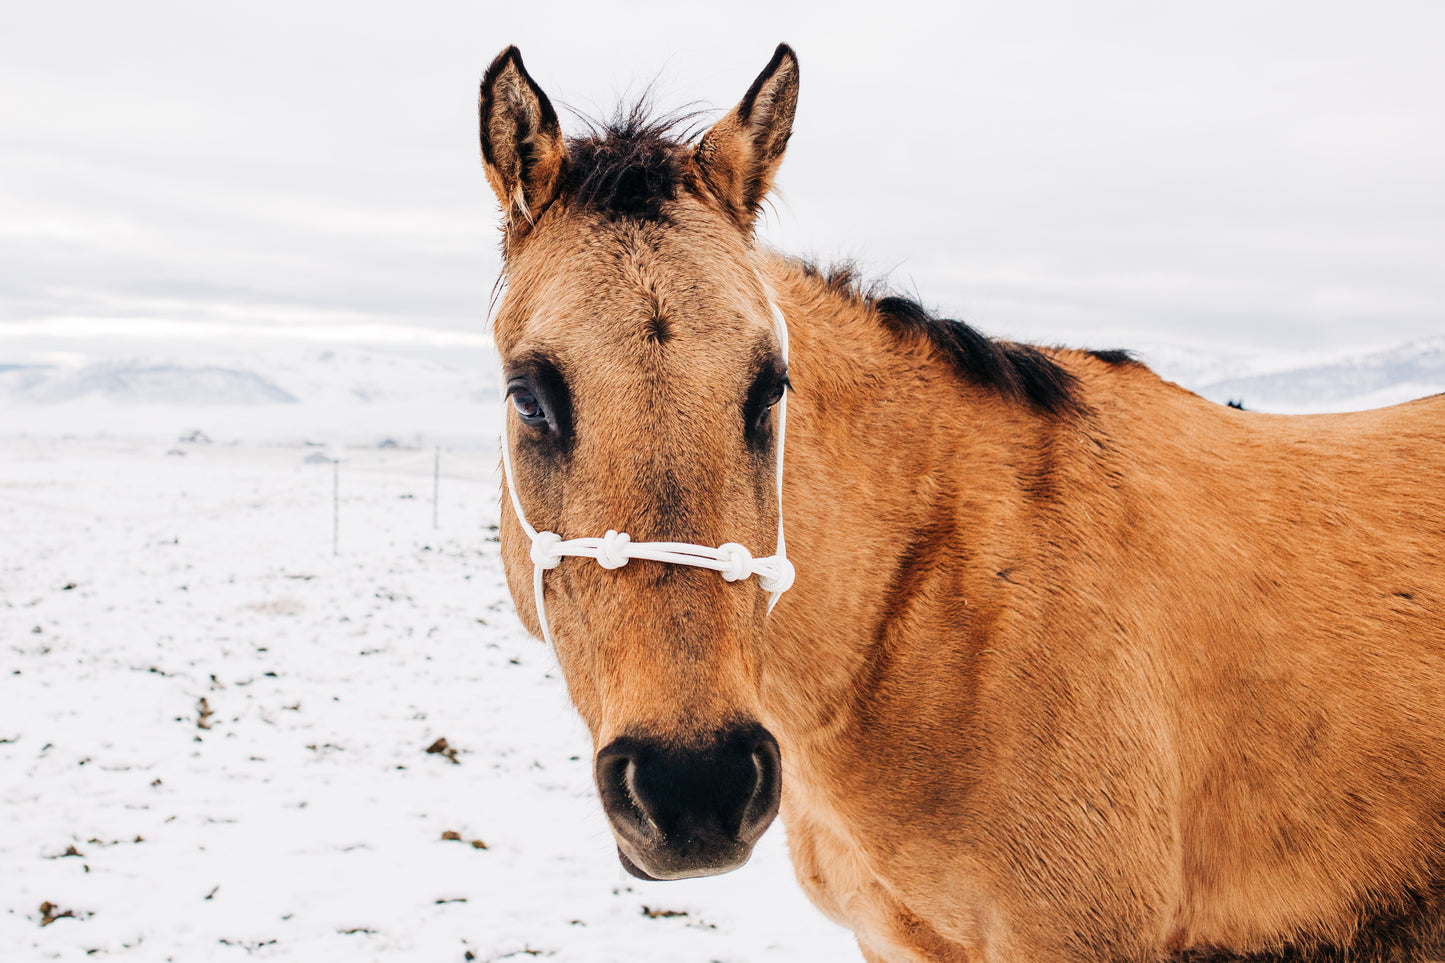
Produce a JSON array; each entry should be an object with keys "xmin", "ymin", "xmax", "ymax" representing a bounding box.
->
[{"xmin": 478, "ymin": 43, "xmax": 1445, "ymax": 962}]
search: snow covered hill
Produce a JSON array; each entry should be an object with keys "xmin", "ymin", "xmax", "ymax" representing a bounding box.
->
[
  {"xmin": 0, "ymin": 345, "xmax": 503, "ymax": 448},
  {"xmin": 0, "ymin": 362, "xmax": 300, "ymax": 406},
  {"xmin": 1190, "ymin": 336, "xmax": 1445, "ymax": 413},
  {"xmin": 1122, "ymin": 335, "xmax": 1444, "ymax": 414}
]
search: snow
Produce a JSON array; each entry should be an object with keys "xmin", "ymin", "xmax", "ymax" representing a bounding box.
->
[
  {"xmin": 0, "ymin": 343, "xmax": 502, "ymax": 449},
  {"xmin": 1134, "ymin": 335, "xmax": 1445, "ymax": 413},
  {"xmin": 0, "ymin": 436, "xmax": 858, "ymax": 960},
  {"xmin": 0, "ymin": 362, "xmax": 300, "ymax": 406},
  {"xmin": 1189, "ymin": 336, "xmax": 1445, "ymax": 412}
]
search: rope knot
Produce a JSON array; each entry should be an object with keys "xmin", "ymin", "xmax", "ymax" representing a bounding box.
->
[
  {"xmin": 530, "ymin": 531, "xmax": 564, "ymax": 570},
  {"xmin": 717, "ymin": 543, "xmax": 753, "ymax": 582},
  {"xmin": 757, "ymin": 557, "xmax": 796, "ymax": 595},
  {"xmin": 596, "ymin": 530, "xmax": 632, "ymax": 570}
]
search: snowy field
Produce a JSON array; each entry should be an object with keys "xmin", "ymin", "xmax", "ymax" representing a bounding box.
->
[
  {"xmin": 3, "ymin": 332, "xmax": 1443, "ymax": 962},
  {"xmin": 0, "ymin": 429, "xmax": 860, "ymax": 961}
]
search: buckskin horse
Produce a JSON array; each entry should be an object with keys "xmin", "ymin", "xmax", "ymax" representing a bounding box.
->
[{"xmin": 478, "ymin": 43, "xmax": 1445, "ymax": 962}]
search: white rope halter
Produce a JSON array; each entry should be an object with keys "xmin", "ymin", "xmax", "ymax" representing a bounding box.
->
[{"xmin": 498, "ymin": 297, "xmax": 795, "ymax": 648}]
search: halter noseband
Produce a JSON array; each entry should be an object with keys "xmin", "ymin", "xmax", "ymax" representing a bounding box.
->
[{"xmin": 498, "ymin": 298, "xmax": 795, "ymax": 648}]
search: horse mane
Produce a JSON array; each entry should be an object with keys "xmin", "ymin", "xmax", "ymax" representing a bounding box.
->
[
  {"xmin": 798, "ymin": 262, "xmax": 1133, "ymax": 416},
  {"xmin": 564, "ymin": 100, "xmax": 702, "ymax": 222}
]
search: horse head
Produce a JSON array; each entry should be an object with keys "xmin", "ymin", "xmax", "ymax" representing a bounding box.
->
[{"xmin": 480, "ymin": 45, "xmax": 799, "ymax": 881}]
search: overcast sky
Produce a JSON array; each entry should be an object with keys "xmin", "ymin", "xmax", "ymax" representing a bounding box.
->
[{"xmin": 3, "ymin": 0, "xmax": 1443, "ymax": 357}]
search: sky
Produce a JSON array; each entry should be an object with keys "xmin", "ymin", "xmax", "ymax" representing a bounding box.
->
[{"xmin": 3, "ymin": 0, "xmax": 1444, "ymax": 360}]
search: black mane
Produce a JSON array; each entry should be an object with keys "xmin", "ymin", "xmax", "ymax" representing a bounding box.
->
[
  {"xmin": 564, "ymin": 101, "xmax": 699, "ymax": 221},
  {"xmin": 876, "ymin": 295, "xmax": 1082, "ymax": 415},
  {"xmin": 801, "ymin": 263, "xmax": 1130, "ymax": 416}
]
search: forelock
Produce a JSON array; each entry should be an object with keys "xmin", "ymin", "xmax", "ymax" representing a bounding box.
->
[{"xmin": 565, "ymin": 100, "xmax": 707, "ymax": 222}]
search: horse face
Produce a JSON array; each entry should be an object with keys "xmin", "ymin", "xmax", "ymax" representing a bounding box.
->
[{"xmin": 480, "ymin": 46, "xmax": 799, "ymax": 880}]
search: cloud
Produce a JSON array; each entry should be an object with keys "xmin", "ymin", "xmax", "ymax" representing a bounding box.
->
[{"xmin": 3, "ymin": 0, "xmax": 1444, "ymax": 354}]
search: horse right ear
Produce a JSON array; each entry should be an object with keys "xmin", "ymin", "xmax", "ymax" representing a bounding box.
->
[
  {"xmin": 479, "ymin": 47, "xmax": 568, "ymax": 241},
  {"xmin": 689, "ymin": 44, "xmax": 799, "ymax": 232}
]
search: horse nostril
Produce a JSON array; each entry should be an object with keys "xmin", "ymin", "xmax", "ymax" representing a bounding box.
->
[
  {"xmin": 739, "ymin": 731, "xmax": 782, "ymax": 844},
  {"xmin": 596, "ymin": 748, "xmax": 656, "ymax": 847}
]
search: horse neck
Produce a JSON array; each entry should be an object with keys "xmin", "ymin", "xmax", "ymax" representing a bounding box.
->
[{"xmin": 758, "ymin": 253, "xmax": 1061, "ymax": 744}]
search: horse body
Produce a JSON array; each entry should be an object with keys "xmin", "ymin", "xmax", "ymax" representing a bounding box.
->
[
  {"xmin": 479, "ymin": 44, "xmax": 1445, "ymax": 961},
  {"xmin": 763, "ymin": 258, "xmax": 1445, "ymax": 959}
]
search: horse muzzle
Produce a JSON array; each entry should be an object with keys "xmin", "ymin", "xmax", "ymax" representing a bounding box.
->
[{"xmin": 594, "ymin": 722, "xmax": 782, "ymax": 880}]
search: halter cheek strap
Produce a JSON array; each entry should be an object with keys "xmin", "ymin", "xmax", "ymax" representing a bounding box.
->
[{"xmin": 499, "ymin": 300, "xmax": 795, "ymax": 649}]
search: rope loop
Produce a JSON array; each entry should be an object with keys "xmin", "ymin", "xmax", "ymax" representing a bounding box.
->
[
  {"xmin": 596, "ymin": 530, "xmax": 632, "ymax": 569},
  {"xmin": 530, "ymin": 531, "xmax": 564, "ymax": 570}
]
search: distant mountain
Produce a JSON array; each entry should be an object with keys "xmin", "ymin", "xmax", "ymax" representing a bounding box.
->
[
  {"xmin": 1191, "ymin": 336, "xmax": 1445, "ymax": 413},
  {"xmin": 0, "ymin": 348, "xmax": 504, "ymax": 409},
  {"xmin": 1, "ymin": 334, "xmax": 1440, "ymax": 441},
  {"xmin": 0, "ymin": 347, "xmax": 504, "ymax": 444},
  {"xmin": 0, "ymin": 362, "xmax": 298, "ymax": 405},
  {"xmin": 255, "ymin": 348, "xmax": 499, "ymax": 406}
]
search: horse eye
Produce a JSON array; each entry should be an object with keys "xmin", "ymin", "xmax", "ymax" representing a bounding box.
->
[
  {"xmin": 751, "ymin": 376, "xmax": 789, "ymax": 432},
  {"xmin": 508, "ymin": 383, "xmax": 548, "ymax": 427},
  {"xmin": 766, "ymin": 373, "xmax": 791, "ymax": 410}
]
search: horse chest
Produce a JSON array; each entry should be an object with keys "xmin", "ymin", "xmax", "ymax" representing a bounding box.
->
[{"xmin": 782, "ymin": 790, "xmax": 1000, "ymax": 962}]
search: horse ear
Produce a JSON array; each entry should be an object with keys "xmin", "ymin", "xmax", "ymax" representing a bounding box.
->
[
  {"xmin": 690, "ymin": 44, "xmax": 799, "ymax": 231},
  {"xmin": 479, "ymin": 46, "xmax": 568, "ymax": 238}
]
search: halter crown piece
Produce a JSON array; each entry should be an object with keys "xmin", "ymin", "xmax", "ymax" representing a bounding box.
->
[{"xmin": 498, "ymin": 295, "xmax": 796, "ymax": 648}]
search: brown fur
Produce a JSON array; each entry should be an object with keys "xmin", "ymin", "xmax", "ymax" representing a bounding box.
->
[{"xmin": 480, "ymin": 45, "xmax": 1445, "ymax": 962}]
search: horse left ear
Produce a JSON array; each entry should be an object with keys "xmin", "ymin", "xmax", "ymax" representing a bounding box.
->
[
  {"xmin": 689, "ymin": 44, "xmax": 799, "ymax": 231},
  {"xmin": 479, "ymin": 46, "xmax": 568, "ymax": 242}
]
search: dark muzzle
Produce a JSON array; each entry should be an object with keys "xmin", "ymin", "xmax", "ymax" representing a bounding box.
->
[{"xmin": 594, "ymin": 722, "xmax": 782, "ymax": 880}]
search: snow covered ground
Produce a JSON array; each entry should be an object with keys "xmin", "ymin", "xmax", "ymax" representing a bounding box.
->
[
  {"xmin": 0, "ymin": 433, "xmax": 859, "ymax": 961},
  {"xmin": 2, "ymin": 329, "xmax": 1442, "ymax": 962}
]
